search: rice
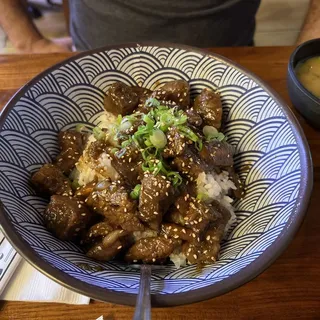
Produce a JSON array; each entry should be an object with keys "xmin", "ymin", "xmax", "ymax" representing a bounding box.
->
[
  {"xmin": 170, "ymin": 251, "xmax": 187, "ymax": 268},
  {"xmin": 196, "ymin": 171, "xmax": 237, "ymax": 235}
]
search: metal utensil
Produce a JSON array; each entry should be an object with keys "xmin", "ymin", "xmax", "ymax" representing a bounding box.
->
[{"xmin": 133, "ymin": 264, "xmax": 151, "ymax": 320}]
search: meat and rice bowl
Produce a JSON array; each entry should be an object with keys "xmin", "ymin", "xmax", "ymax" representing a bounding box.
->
[{"xmin": 31, "ymin": 80, "xmax": 243, "ymax": 268}]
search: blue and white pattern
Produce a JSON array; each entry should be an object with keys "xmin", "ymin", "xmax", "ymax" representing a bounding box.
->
[{"xmin": 0, "ymin": 45, "xmax": 307, "ymax": 298}]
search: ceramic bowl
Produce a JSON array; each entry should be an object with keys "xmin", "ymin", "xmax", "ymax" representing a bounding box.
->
[
  {"xmin": 288, "ymin": 38, "xmax": 320, "ymax": 129},
  {"xmin": 0, "ymin": 43, "xmax": 313, "ymax": 306}
]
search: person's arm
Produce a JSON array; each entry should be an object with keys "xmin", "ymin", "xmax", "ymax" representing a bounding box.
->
[
  {"xmin": 0, "ymin": 0, "xmax": 70, "ymax": 53},
  {"xmin": 297, "ymin": 0, "xmax": 320, "ymax": 45}
]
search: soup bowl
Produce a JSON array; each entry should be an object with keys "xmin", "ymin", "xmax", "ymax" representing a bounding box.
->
[
  {"xmin": 287, "ymin": 38, "xmax": 320, "ymax": 129},
  {"xmin": 0, "ymin": 43, "xmax": 313, "ymax": 306}
]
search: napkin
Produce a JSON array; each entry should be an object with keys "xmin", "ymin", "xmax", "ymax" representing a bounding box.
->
[
  {"xmin": 0, "ymin": 230, "xmax": 90, "ymax": 305},
  {"xmin": 0, "ymin": 259, "xmax": 90, "ymax": 304}
]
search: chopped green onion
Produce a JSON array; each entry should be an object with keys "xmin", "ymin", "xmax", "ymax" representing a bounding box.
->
[
  {"xmin": 150, "ymin": 129, "xmax": 167, "ymax": 149},
  {"xmin": 196, "ymin": 192, "xmax": 209, "ymax": 202},
  {"xmin": 203, "ymin": 125, "xmax": 218, "ymax": 140},
  {"xmin": 110, "ymin": 147, "xmax": 119, "ymax": 154},
  {"xmin": 75, "ymin": 124, "xmax": 86, "ymax": 132},
  {"xmin": 167, "ymin": 171, "xmax": 183, "ymax": 187},
  {"xmin": 145, "ymin": 97, "xmax": 160, "ymax": 107},
  {"xmin": 177, "ymin": 125, "xmax": 202, "ymax": 150},
  {"xmin": 71, "ymin": 179, "xmax": 80, "ymax": 190},
  {"xmin": 93, "ymin": 127, "xmax": 106, "ymax": 140},
  {"xmin": 119, "ymin": 119, "xmax": 132, "ymax": 132},
  {"xmin": 130, "ymin": 184, "xmax": 141, "ymax": 199},
  {"xmin": 216, "ymin": 132, "xmax": 225, "ymax": 141}
]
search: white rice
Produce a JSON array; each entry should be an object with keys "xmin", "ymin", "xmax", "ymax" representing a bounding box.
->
[
  {"xmin": 196, "ymin": 171, "xmax": 237, "ymax": 235},
  {"xmin": 170, "ymin": 250, "xmax": 187, "ymax": 268}
]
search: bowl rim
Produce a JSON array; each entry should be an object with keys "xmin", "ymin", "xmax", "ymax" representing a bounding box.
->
[
  {"xmin": 288, "ymin": 38, "xmax": 320, "ymax": 106},
  {"xmin": 0, "ymin": 42, "xmax": 313, "ymax": 307}
]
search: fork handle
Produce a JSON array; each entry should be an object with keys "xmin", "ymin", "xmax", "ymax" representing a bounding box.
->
[{"xmin": 133, "ymin": 264, "xmax": 151, "ymax": 320}]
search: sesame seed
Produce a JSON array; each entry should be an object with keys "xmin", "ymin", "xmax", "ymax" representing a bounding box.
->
[
  {"xmin": 154, "ymin": 211, "xmax": 158, "ymax": 215},
  {"xmin": 193, "ymin": 254, "xmax": 197, "ymax": 259},
  {"xmin": 192, "ymin": 233, "xmax": 196, "ymax": 238},
  {"xmin": 173, "ymin": 228, "xmax": 178, "ymax": 232},
  {"xmin": 182, "ymin": 229, "xmax": 186, "ymax": 234},
  {"xmin": 117, "ymin": 245, "xmax": 122, "ymax": 250},
  {"xmin": 152, "ymin": 258, "xmax": 156, "ymax": 262},
  {"xmin": 206, "ymin": 235, "xmax": 211, "ymax": 241},
  {"xmin": 81, "ymin": 213, "xmax": 86, "ymax": 216}
]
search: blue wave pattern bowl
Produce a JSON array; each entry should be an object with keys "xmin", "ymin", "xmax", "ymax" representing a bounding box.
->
[{"xmin": 0, "ymin": 44, "xmax": 312, "ymax": 306}]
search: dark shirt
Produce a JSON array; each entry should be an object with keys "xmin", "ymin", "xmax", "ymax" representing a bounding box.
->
[{"xmin": 69, "ymin": 0, "xmax": 261, "ymax": 50}]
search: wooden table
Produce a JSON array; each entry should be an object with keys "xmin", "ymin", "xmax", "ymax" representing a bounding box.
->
[{"xmin": 0, "ymin": 46, "xmax": 319, "ymax": 320}]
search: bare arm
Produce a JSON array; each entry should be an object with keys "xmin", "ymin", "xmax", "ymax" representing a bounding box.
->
[
  {"xmin": 297, "ymin": 0, "xmax": 320, "ymax": 45},
  {"xmin": 0, "ymin": 0, "xmax": 70, "ymax": 53}
]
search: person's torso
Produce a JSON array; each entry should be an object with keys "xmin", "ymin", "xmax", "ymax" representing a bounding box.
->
[{"xmin": 69, "ymin": 0, "xmax": 261, "ymax": 50}]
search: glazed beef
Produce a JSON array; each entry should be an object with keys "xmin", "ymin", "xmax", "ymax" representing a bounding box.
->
[
  {"xmin": 83, "ymin": 222, "xmax": 130, "ymax": 261},
  {"xmin": 162, "ymin": 127, "xmax": 187, "ymax": 158},
  {"xmin": 55, "ymin": 131, "xmax": 85, "ymax": 175},
  {"xmin": 182, "ymin": 201, "xmax": 231, "ymax": 264},
  {"xmin": 104, "ymin": 82, "xmax": 139, "ymax": 115},
  {"xmin": 226, "ymin": 166, "xmax": 245, "ymax": 199},
  {"xmin": 87, "ymin": 140, "xmax": 109, "ymax": 160},
  {"xmin": 186, "ymin": 108, "xmax": 203, "ymax": 127},
  {"xmin": 44, "ymin": 195, "xmax": 93, "ymax": 241},
  {"xmin": 85, "ymin": 181, "xmax": 144, "ymax": 232},
  {"xmin": 139, "ymin": 174, "xmax": 175, "ymax": 230},
  {"xmin": 161, "ymin": 223, "xmax": 194, "ymax": 242},
  {"xmin": 193, "ymin": 88, "xmax": 222, "ymax": 129},
  {"xmin": 31, "ymin": 164, "xmax": 72, "ymax": 196},
  {"xmin": 132, "ymin": 86, "xmax": 153, "ymax": 106},
  {"xmin": 171, "ymin": 147, "xmax": 208, "ymax": 181},
  {"xmin": 151, "ymin": 80, "xmax": 190, "ymax": 108},
  {"xmin": 109, "ymin": 142, "xmax": 143, "ymax": 187},
  {"xmin": 125, "ymin": 236, "xmax": 176, "ymax": 263},
  {"xmin": 199, "ymin": 140, "xmax": 234, "ymax": 168}
]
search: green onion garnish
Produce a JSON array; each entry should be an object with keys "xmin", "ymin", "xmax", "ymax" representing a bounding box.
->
[
  {"xmin": 75, "ymin": 124, "xmax": 86, "ymax": 132},
  {"xmin": 93, "ymin": 127, "xmax": 106, "ymax": 141},
  {"xmin": 145, "ymin": 97, "xmax": 160, "ymax": 107},
  {"xmin": 130, "ymin": 184, "xmax": 141, "ymax": 199},
  {"xmin": 150, "ymin": 129, "xmax": 167, "ymax": 149}
]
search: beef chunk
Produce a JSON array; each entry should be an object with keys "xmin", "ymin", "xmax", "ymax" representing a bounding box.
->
[
  {"xmin": 139, "ymin": 174, "xmax": 175, "ymax": 230},
  {"xmin": 186, "ymin": 108, "xmax": 203, "ymax": 127},
  {"xmin": 104, "ymin": 82, "xmax": 139, "ymax": 115},
  {"xmin": 31, "ymin": 164, "xmax": 72, "ymax": 196},
  {"xmin": 182, "ymin": 199, "xmax": 231, "ymax": 264},
  {"xmin": 109, "ymin": 142, "xmax": 143, "ymax": 186},
  {"xmin": 131, "ymin": 86, "xmax": 153, "ymax": 106},
  {"xmin": 168, "ymin": 194, "xmax": 230, "ymax": 241},
  {"xmin": 193, "ymin": 88, "xmax": 222, "ymax": 129},
  {"xmin": 87, "ymin": 140, "xmax": 109, "ymax": 160},
  {"xmin": 226, "ymin": 166, "xmax": 245, "ymax": 199},
  {"xmin": 161, "ymin": 223, "xmax": 194, "ymax": 242},
  {"xmin": 199, "ymin": 140, "xmax": 234, "ymax": 169},
  {"xmin": 151, "ymin": 80, "xmax": 190, "ymax": 108},
  {"xmin": 86, "ymin": 238, "xmax": 123, "ymax": 261},
  {"xmin": 55, "ymin": 131, "xmax": 85, "ymax": 175},
  {"xmin": 171, "ymin": 147, "xmax": 208, "ymax": 181},
  {"xmin": 84, "ymin": 223, "xmax": 130, "ymax": 261},
  {"xmin": 162, "ymin": 127, "xmax": 187, "ymax": 158},
  {"xmin": 85, "ymin": 181, "xmax": 144, "ymax": 232},
  {"xmin": 125, "ymin": 236, "xmax": 176, "ymax": 263},
  {"xmin": 44, "ymin": 195, "xmax": 93, "ymax": 241}
]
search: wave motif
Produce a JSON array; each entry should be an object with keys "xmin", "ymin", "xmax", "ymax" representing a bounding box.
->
[{"xmin": 0, "ymin": 45, "xmax": 302, "ymax": 295}]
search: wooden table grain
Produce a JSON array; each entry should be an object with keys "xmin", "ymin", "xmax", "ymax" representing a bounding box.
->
[{"xmin": 0, "ymin": 47, "xmax": 319, "ymax": 320}]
